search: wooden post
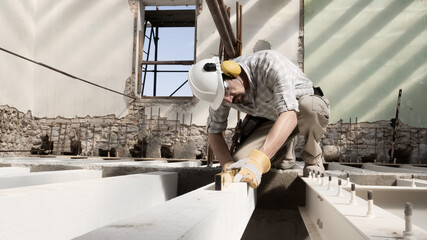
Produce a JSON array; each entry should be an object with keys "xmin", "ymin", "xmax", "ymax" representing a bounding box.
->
[{"xmin": 137, "ymin": 30, "xmax": 143, "ymax": 94}]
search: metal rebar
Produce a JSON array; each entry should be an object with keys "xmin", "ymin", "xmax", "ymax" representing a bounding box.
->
[
  {"xmin": 157, "ymin": 108, "xmax": 160, "ymax": 131},
  {"xmin": 49, "ymin": 124, "xmax": 53, "ymax": 154},
  {"xmin": 338, "ymin": 119, "xmax": 342, "ymax": 162},
  {"xmin": 91, "ymin": 124, "xmax": 95, "ymax": 156},
  {"xmin": 391, "ymin": 89, "xmax": 402, "ymax": 164},
  {"xmin": 58, "ymin": 123, "xmax": 62, "ymax": 155},
  {"xmin": 63, "ymin": 123, "xmax": 68, "ymax": 153},
  {"xmin": 77, "ymin": 123, "xmax": 81, "ymax": 155},
  {"xmin": 417, "ymin": 129, "xmax": 421, "ymax": 164},
  {"xmin": 374, "ymin": 127, "xmax": 377, "ymax": 163},
  {"xmin": 85, "ymin": 122, "xmax": 88, "ymax": 155},
  {"xmin": 349, "ymin": 118, "xmax": 352, "ymax": 162},
  {"xmin": 356, "ymin": 117, "xmax": 359, "ymax": 163}
]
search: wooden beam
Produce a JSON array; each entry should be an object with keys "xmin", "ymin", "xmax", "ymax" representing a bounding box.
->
[
  {"xmin": 77, "ymin": 183, "xmax": 255, "ymax": 240},
  {"xmin": 0, "ymin": 169, "xmax": 102, "ymax": 189},
  {"xmin": 141, "ymin": 60, "xmax": 194, "ymax": 65},
  {"xmin": 0, "ymin": 172, "xmax": 177, "ymax": 239}
]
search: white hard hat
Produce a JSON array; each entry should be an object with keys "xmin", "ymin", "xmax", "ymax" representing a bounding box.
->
[{"xmin": 188, "ymin": 57, "xmax": 224, "ymax": 110}]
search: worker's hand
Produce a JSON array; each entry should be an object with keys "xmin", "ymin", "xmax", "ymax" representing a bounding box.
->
[
  {"xmin": 222, "ymin": 161, "xmax": 235, "ymax": 172},
  {"xmin": 226, "ymin": 149, "xmax": 271, "ymax": 188}
]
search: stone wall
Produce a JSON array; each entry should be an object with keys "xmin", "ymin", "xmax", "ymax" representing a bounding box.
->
[{"xmin": 1, "ymin": 104, "xmax": 426, "ymax": 164}]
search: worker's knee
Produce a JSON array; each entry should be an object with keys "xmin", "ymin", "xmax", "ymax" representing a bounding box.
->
[{"xmin": 298, "ymin": 95, "xmax": 330, "ymax": 128}]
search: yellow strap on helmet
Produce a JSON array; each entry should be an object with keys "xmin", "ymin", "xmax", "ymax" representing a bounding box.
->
[{"xmin": 221, "ymin": 61, "xmax": 241, "ymax": 78}]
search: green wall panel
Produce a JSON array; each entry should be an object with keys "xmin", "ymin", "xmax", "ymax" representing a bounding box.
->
[{"xmin": 305, "ymin": 0, "xmax": 426, "ymax": 127}]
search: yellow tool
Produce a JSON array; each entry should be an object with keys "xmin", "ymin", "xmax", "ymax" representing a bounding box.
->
[{"xmin": 215, "ymin": 168, "xmax": 238, "ymax": 191}]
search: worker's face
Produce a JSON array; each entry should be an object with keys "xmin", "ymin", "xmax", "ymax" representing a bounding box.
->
[{"xmin": 222, "ymin": 76, "xmax": 246, "ymax": 104}]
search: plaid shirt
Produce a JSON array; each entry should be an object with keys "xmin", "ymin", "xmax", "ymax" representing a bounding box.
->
[{"xmin": 207, "ymin": 50, "xmax": 314, "ymax": 133}]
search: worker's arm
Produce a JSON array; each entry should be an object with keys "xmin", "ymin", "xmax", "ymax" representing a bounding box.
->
[
  {"xmin": 259, "ymin": 110, "xmax": 297, "ymax": 158},
  {"xmin": 208, "ymin": 133, "xmax": 234, "ymax": 167},
  {"xmin": 227, "ymin": 110, "xmax": 297, "ymax": 188}
]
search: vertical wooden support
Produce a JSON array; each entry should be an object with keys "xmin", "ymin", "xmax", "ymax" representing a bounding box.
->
[
  {"xmin": 131, "ymin": 1, "xmax": 138, "ymax": 77},
  {"xmin": 137, "ymin": 30, "xmax": 143, "ymax": 94}
]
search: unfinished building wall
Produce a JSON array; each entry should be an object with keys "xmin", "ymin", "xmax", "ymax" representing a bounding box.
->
[
  {"xmin": 1, "ymin": 104, "xmax": 426, "ymax": 164},
  {"xmin": 304, "ymin": 0, "xmax": 427, "ymax": 128},
  {"xmin": 0, "ymin": 1, "xmax": 36, "ymax": 112},
  {"xmin": 0, "ymin": 0, "xmax": 137, "ymax": 119}
]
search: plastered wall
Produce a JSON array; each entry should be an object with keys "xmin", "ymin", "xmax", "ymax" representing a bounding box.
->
[
  {"xmin": 0, "ymin": 1, "xmax": 36, "ymax": 112},
  {"xmin": 33, "ymin": 0, "xmax": 135, "ymax": 118},
  {"xmin": 0, "ymin": 0, "xmax": 136, "ymax": 119},
  {"xmin": 305, "ymin": 0, "xmax": 427, "ymax": 128}
]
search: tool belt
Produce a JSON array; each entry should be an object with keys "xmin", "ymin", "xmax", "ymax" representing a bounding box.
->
[
  {"xmin": 313, "ymin": 86, "xmax": 324, "ymax": 97},
  {"xmin": 230, "ymin": 115, "xmax": 269, "ymax": 155}
]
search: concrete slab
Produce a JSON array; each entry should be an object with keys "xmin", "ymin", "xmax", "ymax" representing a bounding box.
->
[
  {"xmin": 0, "ymin": 169, "xmax": 102, "ymax": 189},
  {"xmin": 362, "ymin": 163, "xmax": 426, "ymax": 174},
  {"xmin": 400, "ymin": 164, "xmax": 427, "ymax": 174},
  {"xmin": 327, "ymin": 162, "xmax": 375, "ymax": 173},
  {"xmin": 0, "ymin": 167, "xmax": 30, "ymax": 176},
  {"xmin": 77, "ymin": 182, "xmax": 255, "ymax": 240},
  {"xmin": 0, "ymin": 172, "xmax": 177, "ymax": 240}
]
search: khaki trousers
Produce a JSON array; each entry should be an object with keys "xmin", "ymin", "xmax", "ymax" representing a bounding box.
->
[{"xmin": 233, "ymin": 95, "xmax": 330, "ymax": 165}]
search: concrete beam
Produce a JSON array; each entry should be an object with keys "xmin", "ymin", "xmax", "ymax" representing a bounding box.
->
[
  {"xmin": 362, "ymin": 163, "xmax": 425, "ymax": 173},
  {"xmin": 351, "ymin": 185, "xmax": 427, "ymax": 230},
  {"xmin": 300, "ymin": 176, "xmax": 427, "ymax": 239},
  {"xmin": 399, "ymin": 164, "xmax": 427, "ymax": 174},
  {"xmin": 397, "ymin": 178, "xmax": 427, "ymax": 187},
  {"xmin": 0, "ymin": 172, "xmax": 177, "ymax": 240},
  {"xmin": 0, "ymin": 169, "xmax": 102, "ymax": 189},
  {"xmin": 0, "ymin": 167, "xmax": 30, "ymax": 176},
  {"xmin": 327, "ymin": 162, "xmax": 375, "ymax": 173},
  {"xmin": 77, "ymin": 182, "xmax": 255, "ymax": 240}
]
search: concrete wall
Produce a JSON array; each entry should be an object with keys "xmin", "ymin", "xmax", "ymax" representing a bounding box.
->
[
  {"xmin": 0, "ymin": 0, "xmax": 136, "ymax": 118},
  {"xmin": 305, "ymin": 0, "xmax": 427, "ymax": 128},
  {"xmin": 0, "ymin": 1, "xmax": 36, "ymax": 112}
]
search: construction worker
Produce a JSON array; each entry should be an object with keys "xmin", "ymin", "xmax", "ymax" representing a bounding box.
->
[{"xmin": 188, "ymin": 50, "xmax": 330, "ymax": 188}]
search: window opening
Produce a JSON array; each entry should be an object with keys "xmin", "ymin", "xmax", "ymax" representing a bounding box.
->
[{"xmin": 140, "ymin": 5, "xmax": 195, "ymax": 97}]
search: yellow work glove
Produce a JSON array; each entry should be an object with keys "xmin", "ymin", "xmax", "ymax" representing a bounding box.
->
[
  {"xmin": 226, "ymin": 149, "xmax": 271, "ymax": 188},
  {"xmin": 222, "ymin": 161, "xmax": 235, "ymax": 172}
]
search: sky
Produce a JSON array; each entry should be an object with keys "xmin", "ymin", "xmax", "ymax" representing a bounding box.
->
[{"xmin": 142, "ymin": 5, "xmax": 195, "ymax": 97}]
